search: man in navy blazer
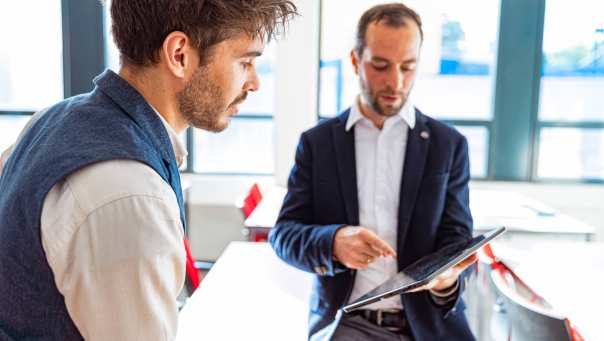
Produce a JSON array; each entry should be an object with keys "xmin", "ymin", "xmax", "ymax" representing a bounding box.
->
[{"xmin": 270, "ymin": 3, "xmax": 476, "ymax": 340}]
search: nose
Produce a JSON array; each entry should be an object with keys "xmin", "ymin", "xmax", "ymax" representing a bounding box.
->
[
  {"xmin": 243, "ymin": 66, "xmax": 260, "ymax": 92},
  {"xmin": 385, "ymin": 67, "xmax": 404, "ymax": 92}
]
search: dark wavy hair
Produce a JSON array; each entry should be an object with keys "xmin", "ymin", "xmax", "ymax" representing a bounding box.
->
[{"xmin": 104, "ymin": 0, "xmax": 298, "ymax": 66}]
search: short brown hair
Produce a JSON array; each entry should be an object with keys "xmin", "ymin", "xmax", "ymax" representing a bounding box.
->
[
  {"xmin": 355, "ymin": 3, "xmax": 423, "ymax": 56},
  {"xmin": 106, "ymin": 0, "xmax": 298, "ymax": 66}
]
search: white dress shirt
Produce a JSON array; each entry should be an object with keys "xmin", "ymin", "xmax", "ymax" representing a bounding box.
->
[
  {"xmin": 0, "ymin": 109, "xmax": 187, "ymax": 340},
  {"xmin": 346, "ymin": 97, "xmax": 416, "ymax": 311}
]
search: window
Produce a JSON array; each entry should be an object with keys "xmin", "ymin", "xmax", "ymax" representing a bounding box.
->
[
  {"xmin": 0, "ymin": 1, "xmax": 63, "ymax": 153},
  {"xmin": 319, "ymin": 0, "xmax": 500, "ymax": 178},
  {"xmin": 538, "ymin": 128, "xmax": 604, "ymax": 180},
  {"xmin": 536, "ymin": 1, "xmax": 604, "ymax": 180},
  {"xmin": 0, "ymin": 116, "xmax": 30, "ymax": 153},
  {"xmin": 4, "ymin": 0, "xmax": 599, "ymax": 182},
  {"xmin": 194, "ymin": 118, "xmax": 275, "ymax": 174},
  {"xmin": 103, "ymin": 5, "xmax": 120, "ymax": 72},
  {"xmin": 455, "ymin": 126, "xmax": 489, "ymax": 177},
  {"xmin": 0, "ymin": 1, "xmax": 63, "ymax": 111}
]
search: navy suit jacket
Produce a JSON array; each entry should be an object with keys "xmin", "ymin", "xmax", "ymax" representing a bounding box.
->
[{"xmin": 269, "ymin": 109, "xmax": 475, "ymax": 341}]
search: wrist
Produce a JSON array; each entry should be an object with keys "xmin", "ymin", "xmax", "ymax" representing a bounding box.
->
[{"xmin": 430, "ymin": 279, "xmax": 459, "ymax": 297}]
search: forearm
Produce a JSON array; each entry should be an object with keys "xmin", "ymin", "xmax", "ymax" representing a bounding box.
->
[
  {"xmin": 428, "ymin": 264, "xmax": 474, "ymax": 314},
  {"xmin": 429, "ymin": 278, "xmax": 460, "ymax": 306},
  {"xmin": 269, "ymin": 220, "xmax": 348, "ymax": 276}
]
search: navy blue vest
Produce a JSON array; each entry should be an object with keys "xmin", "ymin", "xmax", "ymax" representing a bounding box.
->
[{"xmin": 0, "ymin": 70, "xmax": 186, "ymax": 340}]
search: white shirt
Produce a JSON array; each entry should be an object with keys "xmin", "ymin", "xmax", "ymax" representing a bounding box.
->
[
  {"xmin": 0, "ymin": 109, "xmax": 187, "ymax": 340},
  {"xmin": 346, "ymin": 97, "xmax": 416, "ymax": 310}
]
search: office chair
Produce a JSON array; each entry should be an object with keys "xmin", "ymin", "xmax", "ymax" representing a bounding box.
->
[
  {"xmin": 177, "ymin": 238, "xmax": 215, "ymax": 309},
  {"xmin": 239, "ymin": 183, "xmax": 263, "ymax": 218},
  {"xmin": 184, "ymin": 238, "xmax": 201, "ymax": 292},
  {"xmin": 490, "ymin": 265, "xmax": 580, "ymax": 341}
]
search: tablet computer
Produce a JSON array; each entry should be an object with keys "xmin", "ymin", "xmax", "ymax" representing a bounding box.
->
[{"xmin": 342, "ymin": 226, "xmax": 506, "ymax": 313}]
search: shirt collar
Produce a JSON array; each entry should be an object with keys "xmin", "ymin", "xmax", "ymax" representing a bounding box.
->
[
  {"xmin": 150, "ymin": 106, "xmax": 188, "ymax": 168},
  {"xmin": 345, "ymin": 95, "xmax": 416, "ymax": 132}
]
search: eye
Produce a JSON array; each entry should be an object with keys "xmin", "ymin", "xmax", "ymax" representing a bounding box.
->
[
  {"xmin": 371, "ymin": 61, "xmax": 388, "ymax": 71},
  {"xmin": 241, "ymin": 59, "xmax": 255, "ymax": 70},
  {"xmin": 401, "ymin": 64, "xmax": 417, "ymax": 72}
]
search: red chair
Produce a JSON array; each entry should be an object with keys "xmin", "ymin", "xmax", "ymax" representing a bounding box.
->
[
  {"xmin": 485, "ymin": 245, "xmax": 584, "ymax": 341},
  {"xmin": 240, "ymin": 183, "xmax": 263, "ymax": 218},
  {"xmin": 237, "ymin": 183, "xmax": 269, "ymax": 242},
  {"xmin": 183, "ymin": 238, "xmax": 200, "ymax": 291}
]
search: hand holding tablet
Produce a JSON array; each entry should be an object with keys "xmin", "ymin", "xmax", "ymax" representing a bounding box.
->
[
  {"xmin": 342, "ymin": 227, "xmax": 506, "ymax": 313},
  {"xmin": 408, "ymin": 252, "xmax": 478, "ymax": 293}
]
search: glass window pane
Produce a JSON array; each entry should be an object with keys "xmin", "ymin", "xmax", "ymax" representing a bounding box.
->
[
  {"xmin": 0, "ymin": 1, "xmax": 63, "ymax": 111},
  {"xmin": 538, "ymin": 128, "xmax": 604, "ymax": 180},
  {"xmin": 0, "ymin": 116, "xmax": 31, "ymax": 153},
  {"xmin": 539, "ymin": 1, "xmax": 604, "ymax": 122},
  {"xmin": 103, "ymin": 4, "xmax": 120, "ymax": 71},
  {"xmin": 454, "ymin": 126, "xmax": 489, "ymax": 178},
  {"xmin": 319, "ymin": 0, "xmax": 500, "ymax": 120},
  {"xmin": 194, "ymin": 119, "xmax": 274, "ymax": 174}
]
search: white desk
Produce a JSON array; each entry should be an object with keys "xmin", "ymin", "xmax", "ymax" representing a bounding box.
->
[
  {"xmin": 243, "ymin": 186, "xmax": 287, "ymax": 229},
  {"xmin": 244, "ymin": 187, "xmax": 596, "ymax": 241},
  {"xmin": 176, "ymin": 242, "xmax": 313, "ymax": 341},
  {"xmin": 492, "ymin": 241, "xmax": 604, "ymax": 341},
  {"xmin": 470, "ymin": 189, "xmax": 595, "ymax": 241}
]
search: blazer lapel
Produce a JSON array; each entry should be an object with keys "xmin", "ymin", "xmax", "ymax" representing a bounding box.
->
[
  {"xmin": 332, "ymin": 110, "xmax": 359, "ymax": 225},
  {"xmin": 397, "ymin": 111, "xmax": 430, "ymax": 264}
]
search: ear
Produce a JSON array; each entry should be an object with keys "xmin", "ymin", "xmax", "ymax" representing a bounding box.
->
[
  {"xmin": 161, "ymin": 31, "xmax": 198, "ymax": 79},
  {"xmin": 350, "ymin": 49, "xmax": 360, "ymax": 75}
]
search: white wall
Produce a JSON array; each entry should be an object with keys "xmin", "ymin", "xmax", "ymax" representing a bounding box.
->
[{"xmin": 274, "ymin": 0, "xmax": 321, "ymax": 186}]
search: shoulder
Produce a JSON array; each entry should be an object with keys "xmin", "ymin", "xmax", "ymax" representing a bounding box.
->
[
  {"xmin": 301, "ymin": 110, "xmax": 349, "ymax": 142},
  {"xmin": 41, "ymin": 159, "xmax": 182, "ymax": 265},
  {"xmin": 66, "ymin": 159, "xmax": 179, "ymax": 215}
]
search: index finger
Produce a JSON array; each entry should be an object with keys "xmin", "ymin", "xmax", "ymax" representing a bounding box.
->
[{"xmin": 360, "ymin": 230, "xmax": 396, "ymax": 257}]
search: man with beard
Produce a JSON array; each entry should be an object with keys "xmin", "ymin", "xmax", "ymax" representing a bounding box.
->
[
  {"xmin": 269, "ymin": 3, "xmax": 476, "ymax": 340},
  {"xmin": 0, "ymin": 0, "xmax": 296, "ymax": 340}
]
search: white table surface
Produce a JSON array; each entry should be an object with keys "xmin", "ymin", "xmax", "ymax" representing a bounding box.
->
[
  {"xmin": 470, "ymin": 189, "xmax": 594, "ymax": 239},
  {"xmin": 176, "ymin": 242, "xmax": 313, "ymax": 341},
  {"xmin": 243, "ymin": 186, "xmax": 595, "ymax": 240}
]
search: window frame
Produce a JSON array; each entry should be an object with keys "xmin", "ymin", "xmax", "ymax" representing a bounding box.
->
[
  {"xmin": 3, "ymin": 0, "xmax": 602, "ymax": 183},
  {"xmin": 1, "ymin": 0, "xmax": 105, "ymax": 135}
]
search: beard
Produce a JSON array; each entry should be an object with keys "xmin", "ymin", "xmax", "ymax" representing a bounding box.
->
[
  {"xmin": 360, "ymin": 79, "xmax": 408, "ymax": 117},
  {"xmin": 177, "ymin": 65, "xmax": 247, "ymax": 133}
]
